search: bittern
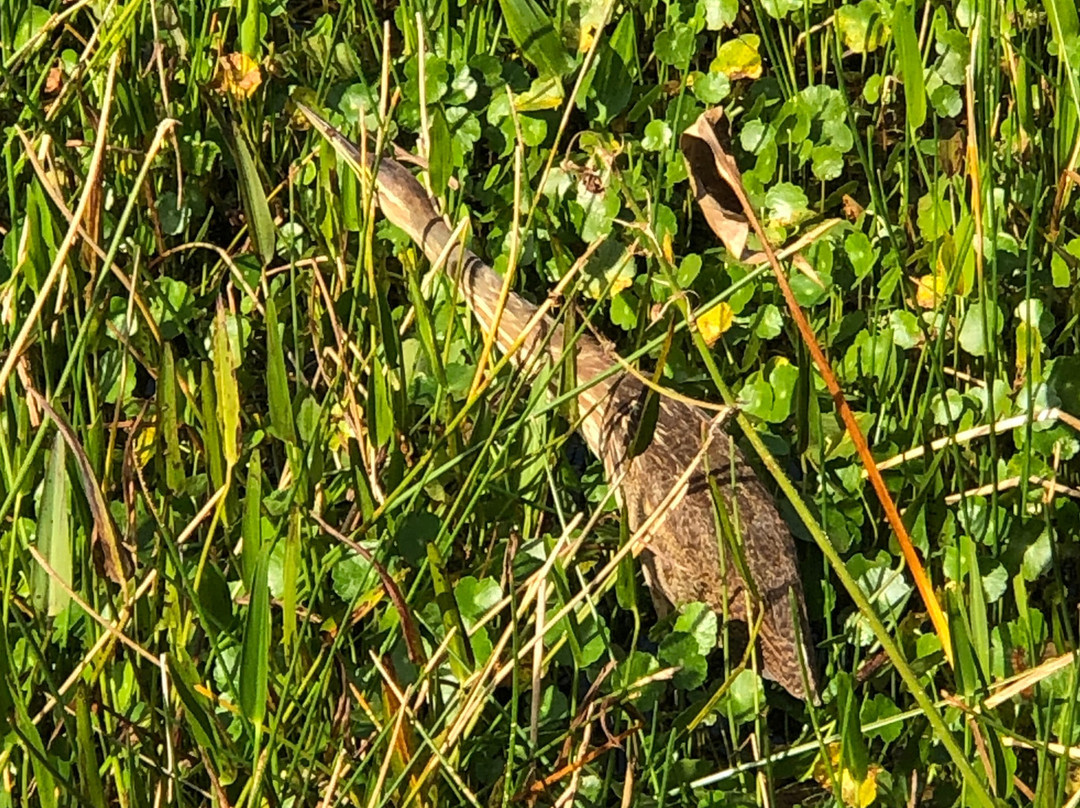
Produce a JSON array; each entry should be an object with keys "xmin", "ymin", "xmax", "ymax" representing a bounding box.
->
[{"xmin": 296, "ymin": 102, "xmax": 818, "ymax": 701}]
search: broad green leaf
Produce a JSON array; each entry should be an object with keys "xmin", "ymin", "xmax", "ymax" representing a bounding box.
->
[
  {"xmin": 916, "ymin": 179, "xmax": 953, "ymax": 240},
  {"xmin": 212, "ymin": 300, "xmax": 241, "ymax": 468},
  {"xmin": 673, "ymin": 602, "xmax": 717, "ymax": 656},
  {"xmin": 198, "ymin": 562, "xmax": 233, "ymax": 633},
  {"xmin": 689, "ymin": 69, "xmax": 730, "ymax": 104},
  {"xmin": 200, "ymin": 362, "xmax": 226, "ymax": 492},
  {"xmin": 610, "ymin": 292, "xmax": 638, "ymax": 329},
  {"xmin": 844, "ymin": 231, "xmax": 877, "ymax": 279},
  {"xmin": 429, "ymin": 545, "xmax": 474, "ymax": 679},
  {"xmin": 613, "ymin": 651, "xmax": 663, "ymax": 711},
  {"xmin": 764, "ymin": 182, "xmax": 810, "ymax": 226},
  {"xmin": 760, "ymin": 0, "xmax": 800, "ymax": 19},
  {"xmin": 958, "ymin": 300, "xmax": 1004, "ymax": 357},
  {"xmin": 331, "ymin": 548, "xmax": 377, "ymax": 601},
  {"xmin": 167, "ymin": 656, "xmax": 218, "ymax": 750},
  {"xmin": 659, "ymin": 632, "xmax": 708, "ymax": 690},
  {"xmin": 860, "ymin": 693, "xmax": 903, "ymax": 743},
  {"xmin": 264, "ymin": 298, "xmax": 296, "ymax": 444},
  {"xmin": 642, "ymin": 119, "xmax": 672, "ymax": 151},
  {"xmin": 893, "ymin": 1, "xmax": 926, "ymax": 129},
  {"xmin": 889, "ymin": 310, "xmax": 921, "ymax": 349},
  {"xmin": 496, "ymin": 0, "xmax": 574, "ymax": 78},
  {"xmin": 158, "ymin": 191, "xmax": 191, "ymax": 235},
  {"xmin": 228, "ymin": 118, "xmax": 276, "ymax": 264},
  {"xmin": 930, "ymin": 389, "xmax": 964, "ymax": 425},
  {"xmin": 15, "ymin": 706, "xmax": 56, "ymax": 808},
  {"xmin": 404, "ymin": 54, "xmax": 450, "ymax": 103},
  {"xmin": 754, "ymin": 303, "xmax": 783, "ymax": 339},
  {"xmin": 14, "ymin": 5, "xmax": 51, "ymax": 52},
  {"xmin": 836, "ymin": 0, "xmax": 889, "ymax": 53},
  {"xmin": 240, "ymin": 0, "xmax": 260, "ymax": 57},
  {"xmin": 1022, "ymin": 530, "xmax": 1052, "ymax": 580},
  {"xmin": 242, "ymin": 450, "xmax": 263, "ymax": 592},
  {"xmin": 699, "ymin": 0, "xmax": 737, "ymax": 30},
  {"xmin": 768, "ymin": 361, "xmax": 799, "ymax": 422},
  {"xmin": 929, "ymin": 82, "xmax": 962, "ymax": 117},
  {"xmin": 719, "ymin": 669, "xmax": 762, "ymax": 722},
  {"xmin": 238, "ymin": 551, "xmax": 270, "ymax": 725},
  {"xmin": 514, "ymin": 75, "xmax": 565, "ymax": 111},
  {"xmin": 811, "ymin": 144, "xmax": 844, "ymax": 180},
  {"xmin": 837, "ymin": 672, "xmax": 868, "ymax": 782},
  {"xmin": 656, "ymin": 23, "xmax": 696, "ymax": 70},
  {"xmin": 397, "ymin": 514, "xmax": 438, "ymax": 566},
  {"xmin": 738, "ymin": 373, "xmax": 774, "ymax": 419},
  {"xmin": 74, "ymin": 686, "xmax": 107, "ymax": 808},
  {"xmin": 1045, "ymin": 0, "xmax": 1080, "ymax": 112},
  {"xmin": 428, "ymin": 106, "xmax": 454, "ymax": 191},
  {"xmin": 676, "ymin": 254, "xmax": 702, "ymax": 287},
  {"xmin": 282, "ymin": 509, "xmax": 300, "ymax": 649},
  {"xmin": 454, "ymin": 576, "xmax": 503, "ymax": 621},
  {"xmin": 33, "ymin": 432, "xmax": 71, "ymax": 616},
  {"xmin": 585, "ymin": 14, "xmax": 635, "ymax": 122}
]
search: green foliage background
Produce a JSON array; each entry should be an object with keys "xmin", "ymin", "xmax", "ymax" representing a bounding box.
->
[{"xmin": 1, "ymin": 0, "xmax": 1080, "ymax": 804}]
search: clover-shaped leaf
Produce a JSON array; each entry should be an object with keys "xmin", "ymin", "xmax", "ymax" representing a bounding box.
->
[
  {"xmin": 836, "ymin": 0, "xmax": 890, "ymax": 53},
  {"xmin": 764, "ymin": 182, "xmax": 810, "ymax": 227},
  {"xmin": 958, "ymin": 300, "xmax": 1004, "ymax": 357},
  {"xmin": 712, "ymin": 34, "xmax": 763, "ymax": 79},
  {"xmin": 656, "ymin": 23, "xmax": 696, "ymax": 70},
  {"xmin": 643, "ymin": 119, "xmax": 673, "ymax": 151},
  {"xmin": 698, "ymin": 0, "xmax": 737, "ymax": 29}
]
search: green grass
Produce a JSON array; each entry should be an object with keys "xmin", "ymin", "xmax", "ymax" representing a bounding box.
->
[{"xmin": 2, "ymin": 0, "xmax": 1080, "ymax": 805}]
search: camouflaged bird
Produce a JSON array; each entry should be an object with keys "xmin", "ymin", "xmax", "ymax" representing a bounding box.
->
[{"xmin": 295, "ymin": 101, "xmax": 818, "ymax": 701}]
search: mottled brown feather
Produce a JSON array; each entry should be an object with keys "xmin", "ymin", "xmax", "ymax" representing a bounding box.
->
[{"xmin": 297, "ymin": 102, "xmax": 818, "ymax": 700}]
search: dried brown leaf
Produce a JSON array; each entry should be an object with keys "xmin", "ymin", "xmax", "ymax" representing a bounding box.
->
[{"xmin": 680, "ymin": 107, "xmax": 749, "ymax": 259}]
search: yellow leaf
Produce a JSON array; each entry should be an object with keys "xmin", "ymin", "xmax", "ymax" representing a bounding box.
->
[
  {"xmin": 811, "ymin": 744, "xmax": 881, "ymax": 808},
  {"xmin": 213, "ymin": 53, "xmax": 262, "ymax": 100},
  {"xmin": 328, "ymin": 402, "xmax": 358, "ymax": 452},
  {"xmin": 661, "ymin": 231, "xmax": 674, "ymax": 264},
  {"xmin": 913, "ymin": 270, "xmax": 947, "ymax": 309},
  {"xmin": 711, "ymin": 34, "xmax": 763, "ymax": 80},
  {"xmin": 572, "ymin": 0, "xmax": 609, "ymax": 52},
  {"xmin": 514, "ymin": 75, "xmax": 564, "ymax": 112},
  {"xmin": 697, "ymin": 302, "xmax": 734, "ymax": 346},
  {"xmin": 134, "ymin": 426, "xmax": 157, "ymax": 470}
]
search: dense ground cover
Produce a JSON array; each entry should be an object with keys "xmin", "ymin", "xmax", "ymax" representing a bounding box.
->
[{"xmin": 2, "ymin": 0, "xmax": 1080, "ymax": 804}]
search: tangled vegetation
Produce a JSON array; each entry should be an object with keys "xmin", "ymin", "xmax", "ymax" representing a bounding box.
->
[{"xmin": 1, "ymin": 0, "xmax": 1079, "ymax": 804}]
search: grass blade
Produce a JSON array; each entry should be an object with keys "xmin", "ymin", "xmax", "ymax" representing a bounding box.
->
[
  {"xmin": 893, "ymin": 1, "xmax": 926, "ymax": 130},
  {"xmin": 264, "ymin": 298, "xmax": 296, "ymax": 444},
  {"xmin": 238, "ymin": 549, "xmax": 270, "ymax": 727},
  {"xmin": 496, "ymin": 0, "xmax": 574, "ymax": 78},
  {"xmin": 200, "ymin": 362, "xmax": 226, "ymax": 492},
  {"xmin": 281, "ymin": 508, "xmax": 300, "ymax": 649},
  {"xmin": 242, "ymin": 449, "xmax": 263, "ymax": 592},
  {"xmin": 159, "ymin": 343, "xmax": 185, "ymax": 491},
  {"xmin": 74, "ymin": 685, "xmax": 106, "ymax": 808},
  {"xmin": 33, "ymin": 432, "xmax": 70, "ymax": 617},
  {"xmin": 226, "ymin": 116, "xmax": 276, "ymax": 265},
  {"xmin": 212, "ymin": 299, "xmax": 241, "ymax": 470}
]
